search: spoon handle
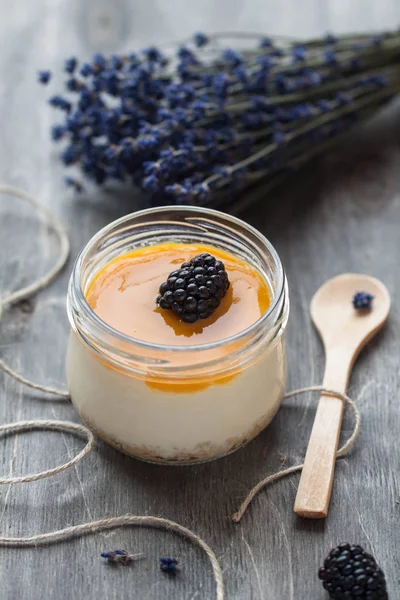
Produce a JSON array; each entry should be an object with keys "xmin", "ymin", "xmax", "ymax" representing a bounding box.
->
[{"xmin": 294, "ymin": 348, "xmax": 351, "ymax": 518}]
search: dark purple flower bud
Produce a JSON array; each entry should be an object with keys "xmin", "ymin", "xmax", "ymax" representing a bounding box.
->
[
  {"xmin": 370, "ymin": 75, "xmax": 388, "ymax": 88},
  {"xmin": 101, "ymin": 549, "xmax": 137, "ymax": 565},
  {"xmin": 323, "ymin": 49, "xmax": 337, "ymax": 65},
  {"xmin": 292, "ymin": 45, "xmax": 306, "ymax": 62},
  {"xmin": 143, "ymin": 161, "xmax": 160, "ymax": 176},
  {"xmin": 142, "ymin": 46, "xmax": 164, "ymax": 63},
  {"xmin": 160, "ymin": 557, "xmax": 178, "ymax": 574},
  {"xmin": 213, "ymin": 72, "xmax": 230, "ymax": 99},
  {"xmin": 51, "ymin": 124, "xmax": 66, "ymax": 141},
  {"xmin": 61, "ymin": 145, "xmax": 81, "ymax": 165},
  {"xmin": 223, "ymin": 49, "xmax": 243, "ymax": 67},
  {"xmin": 80, "ymin": 63, "xmax": 93, "ymax": 77},
  {"xmin": 259, "ymin": 37, "xmax": 272, "ymax": 48},
  {"xmin": 64, "ymin": 176, "xmax": 83, "ymax": 192},
  {"xmin": 78, "ymin": 88, "xmax": 94, "ymax": 111},
  {"xmin": 307, "ymin": 69, "xmax": 322, "ymax": 87},
  {"xmin": 160, "ymin": 148, "xmax": 174, "ymax": 161},
  {"xmin": 212, "ymin": 166, "xmax": 232, "ymax": 179},
  {"xmin": 256, "ymin": 55, "xmax": 273, "ymax": 70},
  {"xmin": 353, "ymin": 291, "xmax": 374, "ymax": 310},
  {"xmin": 103, "ymin": 69, "xmax": 120, "ymax": 96},
  {"xmin": 38, "ymin": 70, "xmax": 51, "ymax": 84},
  {"xmin": 275, "ymin": 74, "xmax": 294, "ymax": 94},
  {"xmin": 93, "ymin": 52, "xmax": 107, "ymax": 71},
  {"xmin": 299, "ymin": 102, "xmax": 314, "ymax": 118},
  {"xmin": 335, "ymin": 92, "xmax": 352, "ymax": 105},
  {"xmin": 350, "ymin": 57, "xmax": 361, "ymax": 71},
  {"xmin": 177, "ymin": 62, "xmax": 195, "ymax": 81},
  {"xmin": 370, "ymin": 35, "xmax": 383, "ymax": 46},
  {"xmin": 193, "ymin": 32, "xmax": 209, "ymax": 47},
  {"xmin": 269, "ymin": 48, "xmax": 285, "ymax": 58},
  {"xmin": 165, "ymin": 183, "xmax": 188, "ymax": 196},
  {"xmin": 316, "ymin": 99, "xmax": 331, "ymax": 113},
  {"xmin": 104, "ymin": 146, "xmax": 120, "ymax": 161},
  {"xmin": 177, "ymin": 46, "xmax": 199, "ymax": 66},
  {"xmin": 136, "ymin": 66, "xmax": 151, "ymax": 83},
  {"xmin": 191, "ymin": 99, "xmax": 207, "ymax": 118},
  {"xmin": 142, "ymin": 174, "xmax": 161, "ymax": 191},
  {"xmin": 251, "ymin": 95, "xmax": 270, "ymax": 110},
  {"xmin": 194, "ymin": 182, "xmax": 211, "ymax": 202},
  {"xmin": 325, "ymin": 33, "xmax": 338, "ymax": 45},
  {"xmin": 126, "ymin": 51, "xmax": 137, "ymax": 62},
  {"xmin": 358, "ymin": 75, "xmax": 370, "ymax": 86},
  {"xmin": 233, "ymin": 65, "xmax": 249, "ymax": 85},
  {"xmin": 64, "ymin": 57, "xmax": 78, "ymax": 74},
  {"xmin": 137, "ymin": 133, "xmax": 162, "ymax": 152},
  {"xmin": 65, "ymin": 78, "xmax": 81, "ymax": 92},
  {"xmin": 110, "ymin": 54, "xmax": 124, "ymax": 70},
  {"xmin": 273, "ymin": 131, "xmax": 286, "ymax": 145},
  {"xmin": 49, "ymin": 95, "xmax": 71, "ymax": 112}
]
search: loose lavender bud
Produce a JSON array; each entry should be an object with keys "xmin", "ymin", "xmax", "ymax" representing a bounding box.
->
[
  {"xmin": 64, "ymin": 57, "xmax": 78, "ymax": 74},
  {"xmin": 353, "ymin": 292, "xmax": 374, "ymax": 310},
  {"xmin": 193, "ymin": 32, "xmax": 209, "ymax": 47},
  {"xmin": 259, "ymin": 37, "xmax": 273, "ymax": 48},
  {"xmin": 38, "ymin": 70, "xmax": 51, "ymax": 84},
  {"xmin": 51, "ymin": 124, "xmax": 66, "ymax": 141},
  {"xmin": 64, "ymin": 176, "xmax": 83, "ymax": 193},
  {"xmin": 160, "ymin": 557, "xmax": 179, "ymax": 574},
  {"xmin": 49, "ymin": 95, "xmax": 71, "ymax": 112}
]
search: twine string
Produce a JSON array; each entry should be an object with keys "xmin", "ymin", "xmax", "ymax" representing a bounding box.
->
[
  {"xmin": 0, "ymin": 420, "xmax": 94, "ymax": 484},
  {"xmin": 0, "ymin": 185, "xmax": 70, "ymax": 307},
  {"xmin": 0, "ymin": 358, "xmax": 70, "ymax": 399},
  {"xmin": 0, "ymin": 186, "xmax": 362, "ymax": 600},
  {"xmin": 231, "ymin": 386, "xmax": 360, "ymax": 523},
  {"xmin": 0, "ymin": 185, "xmax": 70, "ymax": 399},
  {"xmin": 0, "ymin": 516, "xmax": 225, "ymax": 600}
]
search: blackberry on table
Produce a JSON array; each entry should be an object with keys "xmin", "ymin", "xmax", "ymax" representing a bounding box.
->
[
  {"xmin": 156, "ymin": 253, "xmax": 230, "ymax": 323},
  {"xmin": 318, "ymin": 543, "xmax": 388, "ymax": 599}
]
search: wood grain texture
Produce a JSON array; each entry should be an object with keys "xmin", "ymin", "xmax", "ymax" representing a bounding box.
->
[{"xmin": 0, "ymin": 1, "xmax": 400, "ymax": 598}]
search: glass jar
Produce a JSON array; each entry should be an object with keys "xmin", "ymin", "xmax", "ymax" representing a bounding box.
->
[{"xmin": 66, "ymin": 206, "xmax": 289, "ymax": 465}]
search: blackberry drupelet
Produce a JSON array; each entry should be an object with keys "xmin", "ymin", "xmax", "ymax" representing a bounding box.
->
[
  {"xmin": 318, "ymin": 543, "xmax": 388, "ymax": 599},
  {"xmin": 156, "ymin": 253, "xmax": 230, "ymax": 323}
]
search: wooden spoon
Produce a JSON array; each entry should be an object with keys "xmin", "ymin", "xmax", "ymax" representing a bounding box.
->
[{"xmin": 294, "ymin": 273, "xmax": 390, "ymax": 519}]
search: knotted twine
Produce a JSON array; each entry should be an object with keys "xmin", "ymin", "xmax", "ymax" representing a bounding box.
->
[{"xmin": 0, "ymin": 185, "xmax": 362, "ymax": 600}]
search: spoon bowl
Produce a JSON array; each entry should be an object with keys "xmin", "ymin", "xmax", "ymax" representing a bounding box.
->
[{"xmin": 311, "ymin": 273, "xmax": 391, "ymax": 363}]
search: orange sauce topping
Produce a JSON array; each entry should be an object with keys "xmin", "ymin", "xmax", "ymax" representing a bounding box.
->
[
  {"xmin": 85, "ymin": 243, "xmax": 271, "ymax": 392},
  {"xmin": 86, "ymin": 242, "xmax": 271, "ymax": 345}
]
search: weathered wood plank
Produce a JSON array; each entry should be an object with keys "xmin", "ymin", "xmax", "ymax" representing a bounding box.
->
[{"xmin": 0, "ymin": 1, "xmax": 399, "ymax": 598}]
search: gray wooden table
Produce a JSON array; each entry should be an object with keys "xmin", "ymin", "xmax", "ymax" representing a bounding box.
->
[{"xmin": 1, "ymin": 1, "xmax": 399, "ymax": 598}]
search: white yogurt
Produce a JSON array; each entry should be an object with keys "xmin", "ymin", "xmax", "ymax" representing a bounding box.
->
[{"xmin": 66, "ymin": 331, "xmax": 286, "ymax": 463}]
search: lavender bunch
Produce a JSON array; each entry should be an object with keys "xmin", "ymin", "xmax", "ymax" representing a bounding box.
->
[{"xmin": 39, "ymin": 30, "xmax": 400, "ymax": 210}]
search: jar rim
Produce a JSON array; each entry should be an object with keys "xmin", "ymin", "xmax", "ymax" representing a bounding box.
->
[{"xmin": 70, "ymin": 205, "xmax": 286, "ymax": 353}]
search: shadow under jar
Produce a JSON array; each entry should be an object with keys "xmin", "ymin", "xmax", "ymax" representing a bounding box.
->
[{"xmin": 66, "ymin": 206, "xmax": 289, "ymax": 465}]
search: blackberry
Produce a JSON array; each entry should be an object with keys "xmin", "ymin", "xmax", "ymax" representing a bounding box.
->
[
  {"xmin": 156, "ymin": 253, "xmax": 230, "ymax": 323},
  {"xmin": 318, "ymin": 543, "xmax": 388, "ymax": 599}
]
